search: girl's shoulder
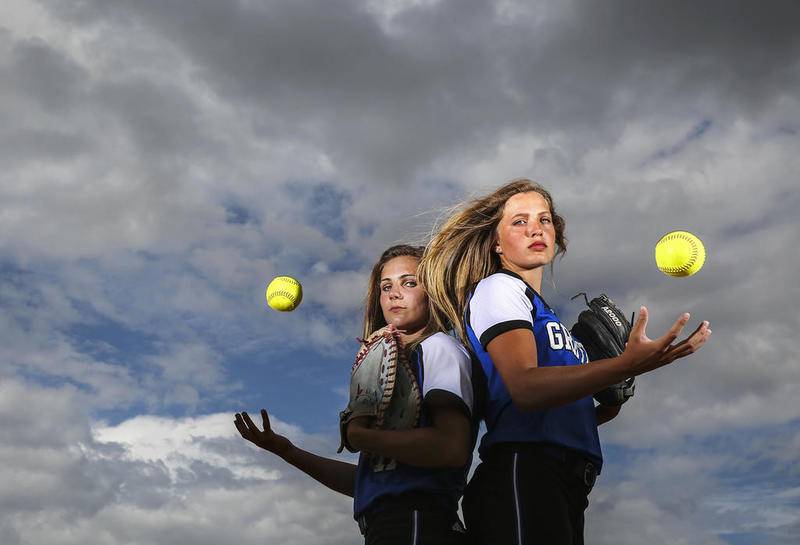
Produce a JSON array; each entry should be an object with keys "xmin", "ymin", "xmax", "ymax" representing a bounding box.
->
[
  {"xmin": 420, "ymin": 331, "xmax": 470, "ymax": 358},
  {"xmin": 473, "ymin": 271, "xmax": 530, "ymax": 303}
]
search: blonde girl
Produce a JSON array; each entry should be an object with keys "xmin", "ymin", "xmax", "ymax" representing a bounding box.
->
[{"xmin": 418, "ymin": 179, "xmax": 711, "ymax": 545}]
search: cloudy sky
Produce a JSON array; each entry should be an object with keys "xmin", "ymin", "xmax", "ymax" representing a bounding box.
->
[{"xmin": 1, "ymin": 0, "xmax": 799, "ymax": 544}]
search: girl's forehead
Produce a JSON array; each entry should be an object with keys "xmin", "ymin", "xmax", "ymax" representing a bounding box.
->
[
  {"xmin": 503, "ymin": 192, "xmax": 550, "ymax": 215},
  {"xmin": 380, "ymin": 255, "xmax": 419, "ymax": 279}
]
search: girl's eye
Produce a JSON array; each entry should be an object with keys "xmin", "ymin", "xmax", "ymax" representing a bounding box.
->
[
  {"xmin": 404, "ymin": 280, "xmax": 417, "ymax": 288},
  {"xmin": 541, "ymin": 217, "xmax": 552, "ymax": 224},
  {"xmin": 513, "ymin": 219, "xmax": 527, "ymax": 226},
  {"xmin": 381, "ymin": 284, "xmax": 391, "ymax": 292}
]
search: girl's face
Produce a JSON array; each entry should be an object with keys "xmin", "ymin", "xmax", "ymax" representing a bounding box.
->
[
  {"xmin": 495, "ymin": 191, "xmax": 557, "ymax": 273},
  {"xmin": 379, "ymin": 255, "xmax": 429, "ymax": 334}
]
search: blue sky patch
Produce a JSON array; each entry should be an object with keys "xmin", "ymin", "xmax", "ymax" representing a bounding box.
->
[{"xmin": 651, "ymin": 118, "xmax": 714, "ymax": 162}]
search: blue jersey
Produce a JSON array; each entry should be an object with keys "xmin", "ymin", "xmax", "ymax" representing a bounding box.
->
[
  {"xmin": 465, "ymin": 270, "xmax": 603, "ymax": 469},
  {"xmin": 352, "ymin": 332, "xmax": 477, "ymax": 518}
]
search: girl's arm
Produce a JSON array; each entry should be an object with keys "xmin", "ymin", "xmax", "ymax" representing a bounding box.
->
[
  {"xmin": 346, "ymin": 393, "xmax": 471, "ymax": 468},
  {"xmin": 488, "ymin": 307, "xmax": 711, "ymax": 412},
  {"xmin": 235, "ymin": 410, "xmax": 357, "ymax": 497}
]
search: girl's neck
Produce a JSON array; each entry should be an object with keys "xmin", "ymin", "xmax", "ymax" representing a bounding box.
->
[
  {"xmin": 398, "ymin": 327, "xmax": 424, "ymax": 347},
  {"xmin": 503, "ymin": 264, "xmax": 543, "ymax": 293}
]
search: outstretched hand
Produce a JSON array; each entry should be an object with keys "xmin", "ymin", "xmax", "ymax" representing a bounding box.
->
[
  {"xmin": 234, "ymin": 409, "xmax": 293, "ymax": 459},
  {"xmin": 620, "ymin": 306, "xmax": 711, "ymax": 377}
]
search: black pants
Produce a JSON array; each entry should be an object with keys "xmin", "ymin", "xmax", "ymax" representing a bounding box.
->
[
  {"xmin": 462, "ymin": 444, "xmax": 595, "ymax": 545},
  {"xmin": 360, "ymin": 493, "xmax": 467, "ymax": 545}
]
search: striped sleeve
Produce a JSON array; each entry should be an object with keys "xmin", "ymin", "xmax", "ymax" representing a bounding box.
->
[
  {"xmin": 419, "ymin": 333, "xmax": 474, "ymax": 415},
  {"xmin": 468, "ymin": 274, "xmax": 534, "ymax": 349}
]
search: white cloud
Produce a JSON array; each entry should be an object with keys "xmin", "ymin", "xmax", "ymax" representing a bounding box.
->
[{"xmin": 0, "ymin": 380, "xmax": 360, "ymax": 545}]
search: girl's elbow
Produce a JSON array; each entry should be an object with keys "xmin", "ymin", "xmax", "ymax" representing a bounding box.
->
[
  {"xmin": 445, "ymin": 447, "xmax": 470, "ymax": 468},
  {"xmin": 508, "ymin": 387, "xmax": 541, "ymax": 412},
  {"xmin": 435, "ymin": 441, "xmax": 470, "ymax": 468}
]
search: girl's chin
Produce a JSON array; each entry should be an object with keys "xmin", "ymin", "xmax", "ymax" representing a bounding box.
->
[
  {"xmin": 383, "ymin": 312, "xmax": 425, "ymax": 333},
  {"xmin": 506, "ymin": 260, "xmax": 551, "ymax": 271}
]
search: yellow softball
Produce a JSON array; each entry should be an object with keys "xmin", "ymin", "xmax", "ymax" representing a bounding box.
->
[
  {"xmin": 266, "ymin": 276, "xmax": 303, "ymax": 312},
  {"xmin": 655, "ymin": 231, "xmax": 706, "ymax": 277}
]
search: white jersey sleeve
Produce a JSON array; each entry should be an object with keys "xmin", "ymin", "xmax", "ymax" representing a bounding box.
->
[
  {"xmin": 418, "ymin": 333, "xmax": 474, "ymax": 415},
  {"xmin": 468, "ymin": 273, "xmax": 534, "ymax": 349}
]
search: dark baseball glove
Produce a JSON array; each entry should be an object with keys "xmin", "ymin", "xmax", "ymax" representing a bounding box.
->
[
  {"xmin": 570, "ymin": 293, "xmax": 636, "ymax": 407},
  {"xmin": 337, "ymin": 326, "xmax": 421, "ymax": 463}
]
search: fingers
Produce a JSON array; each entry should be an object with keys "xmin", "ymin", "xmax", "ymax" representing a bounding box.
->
[
  {"xmin": 350, "ymin": 415, "xmax": 374, "ymax": 429},
  {"xmin": 234, "ymin": 413, "xmax": 252, "ymax": 440},
  {"xmin": 655, "ymin": 312, "xmax": 690, "ymax": 351},
  {"xmin": 631, "ymin": 306, "xmax": 648, "ymax": 337},
  {"xmin": 241, "ymin": 411, "xmax": 258, "ymax": 431},
  {"xmin": 685, "ymin": 320, "xmax": 711, "ymax": 351},
  {"xmin": 679, "ymin": 320, "xmax": 710, "ymax": 353},
  {"xmin": 233, "ymin": 413, "xmax": 247, "ymax": 436},
  {"xmin": 660, "ymin": 320, "xmax": 711, "ymax": 363},
  {"xmin": 261, "ymin": 408, "xmax": 272, "ymax": 432},
  {"xmin": 670, "ymin": 312, "xmax": 691, "ymax": 337}
]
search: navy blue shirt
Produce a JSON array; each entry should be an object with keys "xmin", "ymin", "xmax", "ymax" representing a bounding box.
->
[
  {"xmin": 465, "ymin": 270, "xmax": 603, "ymax": 469},
  {"xmin": 352, "ymin": 332, "xmax": 476, "ymax": 518}
]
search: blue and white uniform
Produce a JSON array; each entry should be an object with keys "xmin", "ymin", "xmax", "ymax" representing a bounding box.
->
[
  {"xmin": 465, "ymin": 269, "xmax": 602, "ymax": 468},
  {"xmin": 353, "ymin": 331, "xmax": 475, "ymax": 519},
  {"xmin": 461, "ymin": 269, "xmax": 602, "ymax": 545}
]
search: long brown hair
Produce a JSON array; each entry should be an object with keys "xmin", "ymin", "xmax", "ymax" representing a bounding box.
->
[
  {"xmin": 362, "ymin": 244, "xmax": 440, "ymax": 351},
  {"xmin": 417, "ymin": 178, "xmax": 567, "ymax": 344}
]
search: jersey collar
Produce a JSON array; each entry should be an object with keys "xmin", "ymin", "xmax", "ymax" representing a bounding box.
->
[{"xmin": 495, "ymin": 268, "xmax": 554, "ymax": 311}]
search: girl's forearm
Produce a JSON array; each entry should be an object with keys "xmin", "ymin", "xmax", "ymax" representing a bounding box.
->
[
  {"xmin": 508, "ymin": 357, "xmax": 629, "ymax": 411},
  {"xmin": 348, "ymin": 425, "xmax": 469, "ymax": 468},
  {"xmin": 281, "ymin": 443, "xmax": 357, "ymax": 497}
]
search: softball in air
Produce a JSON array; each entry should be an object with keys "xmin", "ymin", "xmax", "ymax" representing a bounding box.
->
[
  {"xmin": 266, "ymin": 276, "xmax": 303, "ymax": 311},
  {"xmin": 655, "ymin": 231, "xmax": 706, "ymax": 277}
]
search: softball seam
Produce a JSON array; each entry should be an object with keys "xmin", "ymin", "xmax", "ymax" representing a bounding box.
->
[
  {"xmin": 267, "ymin": 290, "xmax": 298, "ymax": 303},
  {"xmin": 658, "ymin": 232, "xmax": 700, "ymax": 274}
]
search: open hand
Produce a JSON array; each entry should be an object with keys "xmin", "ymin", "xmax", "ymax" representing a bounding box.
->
[
  {"xmin": 621, "ymin": 306, "xmax": 711, "ymax": 377},
  {"xmin": 234, "ymin": 409, "xmax": 293, "ymax": 459}
]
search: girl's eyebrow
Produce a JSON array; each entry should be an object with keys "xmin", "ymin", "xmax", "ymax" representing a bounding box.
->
[
  {"xmin": 510, "ymin": 210, "xmax": 550, "ymax": 218},
  {"xmin": 380, "ymin": 273, "xmax": 416, "ymax": 282}
]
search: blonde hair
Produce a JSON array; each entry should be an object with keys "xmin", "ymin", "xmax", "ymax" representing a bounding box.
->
[
  {"xmin": 362, "ymin": 244, "xmax": 440, "ymax": 352},
  {"xmin": 418, "ymin": 178, "xmax": 567, "ymax": 344}
]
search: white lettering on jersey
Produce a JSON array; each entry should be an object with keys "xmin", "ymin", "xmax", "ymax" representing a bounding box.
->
[
  {"xmin": 546, "ymin": 321, "xmax": 564, "ymax": 349},
  {"xmin": 573, "ymin": 342, "xmax": 588, "ymax": 363},
  {"xmin": 563, "ymin": 327, "xmax": 575, "ymax": 351},
  {"xmin": 547, "ymin": 321, "xmax": 589, "ymax": 362}
]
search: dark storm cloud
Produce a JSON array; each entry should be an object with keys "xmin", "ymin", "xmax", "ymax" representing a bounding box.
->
[
  {"xmin": 92, "ymin": 77, "xmax": 209, "ymax": 157},
  {"xmin": 1, "ymin": 28, "xmax": 219, "ymax": 172},
  {"xmin": 0, "ymin": 35, "xmax": 94, "ymax": 163},
  {"xmin": 0, "ymin": 127, "xmax": 89, "ymax": 162},
  {"xmin": 39, "ymin": 0, "xmax": 800, "ymax": 180},
  {"xmin": 6, "ymin": 36, "xmax": 87, "ymax": 112}
]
